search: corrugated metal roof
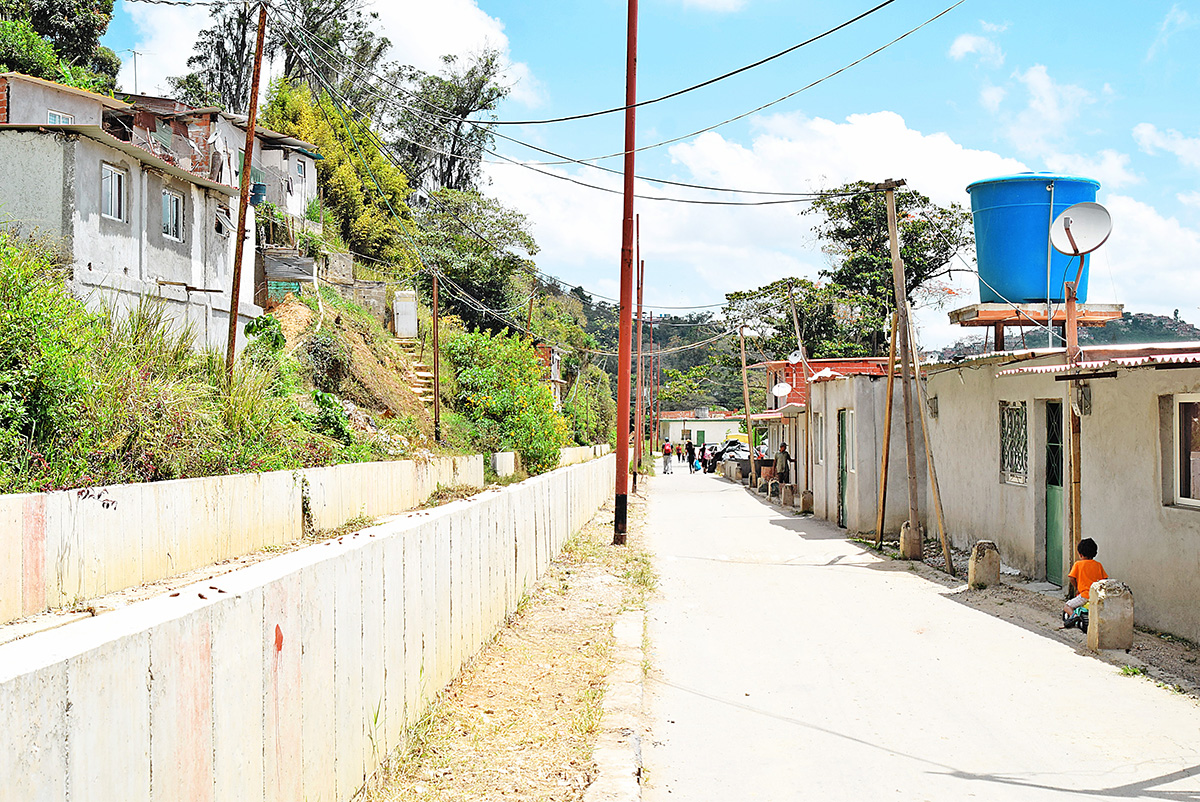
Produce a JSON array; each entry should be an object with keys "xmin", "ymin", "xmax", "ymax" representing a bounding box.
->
[{"xmin": 997, "ymin": 351, "xmax": 1200, "ymax": 376}]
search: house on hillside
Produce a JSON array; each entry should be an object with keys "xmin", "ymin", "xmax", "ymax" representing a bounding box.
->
[
  {"xmin": 0, "ymin": 76, "xmax": 324, "ymax": 353},
  {"xmin": 658, "ymin": 408, "xmax": 741, "ymax": 447},
  {"xmin": 534, "ymin": 343, "xmax": 568, "ymax": 410}
]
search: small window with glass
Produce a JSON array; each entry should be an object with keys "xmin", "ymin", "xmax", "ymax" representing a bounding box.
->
[
  {"xmin": 48, "ymin": 110, "xmax": 74, "ymax": 125},
  {"xmin": 101, "ymin": 163, "xmax": 126, "ymax": 221},
  {"xmin": 1176, "ymin": 394, "xmax": 1200, "ymax": 507},
  {"xmin": 162, "ymin": 189, "xmax": 183, "ymax": 241},
  {"xmin": 812, "ymin": 413, "xmax": 824, "ymax": 465},
  {"xmin": 296, "ymin": 159, "xmax": 306, "ymax": 179}
]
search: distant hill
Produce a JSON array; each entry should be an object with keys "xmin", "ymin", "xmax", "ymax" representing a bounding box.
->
[{"xmin": 929, "ymin": 312, "xmax": 1200, "ymax": 361}]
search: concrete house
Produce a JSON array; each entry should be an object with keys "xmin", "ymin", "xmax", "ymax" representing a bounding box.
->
[
  {"xmin": 658, "ymin": 409, "xmax": 742, "ymax": 447},
  {"xmin": 0, "ymin": 74, "xmax": 261, "ymax": 351}
]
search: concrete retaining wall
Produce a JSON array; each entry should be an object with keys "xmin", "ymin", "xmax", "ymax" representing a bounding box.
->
[
  {"xmin": 561, "ymin": 444, "xmax": 611, "ymax": 467},
  {"xmin": 0, "ymin": 456, "xmax": 483, "ymax": 624},
  {"xmin": 0, "ymin": 453, "xmax": 616, "ymax": 802}
]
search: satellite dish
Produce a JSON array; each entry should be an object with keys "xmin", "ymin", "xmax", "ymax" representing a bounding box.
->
[
  {"xmin": 771, "ymin": 382, "xmax": 792, "ymax": 398},
  {"xmin": 786, "ymin": 349, "xmax": 804, "ymax": 364},
  {"xmin": 1051, "ymin": 202, "xmax": 1112, "ymax": 256}
]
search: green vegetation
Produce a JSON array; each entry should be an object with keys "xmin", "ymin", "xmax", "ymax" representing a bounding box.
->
[
  {"xmin": 0, "ymin": 234, "xmax": 433, "ymax": 493},
  {"xmin": 441, "ymin": 327, "xmax": 569, "ymax": 475},
  {"xmin": 0, "ymin": 0, "xmax": 119, "ymax": 91}
]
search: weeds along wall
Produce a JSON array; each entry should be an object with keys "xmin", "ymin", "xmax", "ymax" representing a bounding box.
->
[
  {"xmin": 0, "ymin": 455, "xmax": 485, "ymax": 624},
  {"xmin": 0, "ymin": 453, "xmax": 616, "ymax": 802}
]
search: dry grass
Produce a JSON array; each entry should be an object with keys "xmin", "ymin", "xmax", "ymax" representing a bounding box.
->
[{"xmin": 359, "ymin": 490, "xmax": 652, "ymax": 801}]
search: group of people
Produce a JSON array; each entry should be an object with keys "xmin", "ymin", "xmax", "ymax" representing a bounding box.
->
[
  {"xmin": 658, "ymin": 439, "xmax": 795, "ymax": 480},
  {"xmin": 660, "ymin": 440, "xmax": 699, "ymax": 474}
]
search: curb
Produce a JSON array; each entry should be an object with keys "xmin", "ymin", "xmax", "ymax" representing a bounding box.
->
[{"xmin": 584, "ymin": 610, "xmax": 645, "ymax": 802}]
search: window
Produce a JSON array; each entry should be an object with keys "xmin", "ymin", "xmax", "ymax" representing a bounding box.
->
[
  {"xmin": 296, "ymin": 159, "xmax": 306, "ymax": 179},
  {"xmin": 48, "ymin": 110, "xmax": 74, "ymax": 125},
  {"xmin": 1176, "ymin": 394, "xmax": 1200, "ymax": 507},
  {"xmin": 999, "ymin": 400, "xmax": 1028, "ymax": 484},
  {"xmin": 162, "ymin": 189, "xmax": 183, "ymax": 241},
  {"xmin": 101, "ymin": 164, "xmax": 125, "ymax": 221},
  {"xmin": 214, "ymin": 206, "xmax": 232, "ymax": 237},
  {"xmin": 812, "ymin": 413, "xmax": 824, "ymax": 464}
]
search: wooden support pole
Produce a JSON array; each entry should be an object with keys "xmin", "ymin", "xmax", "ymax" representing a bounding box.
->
[
  {"xmin": 906, "ymin": 307, "xmax": 955, "ymax": 576},
  {"xmin": 224, "ymin": 1, "xmax": 268, "ymax": 376},
  {"xmin": 739, "ymin": 327, "xmax": 757, "ymax": 488},
  {"xmin": 1070, "ymin": 403, "xmax": 1083, "ymax": 563},
  {"xmin": 634, "ymin": 248, "xmax": 645, "ymax": 474},
  {"xmin": 993, "ymin": 322, "xmax": 1005, "ymax": 352},
  {"xmin": 874, "ymin": 312, "xmax": 899, "ymax": 548},
  {"xmin": 878, "ymin": 179, "xmax": 922, "ymax": 560}
]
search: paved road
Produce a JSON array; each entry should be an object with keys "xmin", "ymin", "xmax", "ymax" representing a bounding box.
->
[{"xmin": 642, "ymin": 470, "xmax": 1200, "ymax": 801}]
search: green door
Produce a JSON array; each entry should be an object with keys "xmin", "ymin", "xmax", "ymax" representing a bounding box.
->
[
  {"xmin": 837, "ymin": 410, "xmax": 848, "ymax": 528},
  {"xmin": 696, "ymin": 430, "xmax": 705, "ymax": 446},
  {"xmin": 1045, "ymin": 401, "xmax": 1064, "ymax": 585}
]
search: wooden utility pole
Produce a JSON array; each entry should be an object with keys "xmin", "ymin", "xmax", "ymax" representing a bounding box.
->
[
  {"xmin": 613, "ymin": 0, "xmax": 639, "ymax": 543},
  {"xmin": 225, "ymin": 1, "xmax": 268, "ymax": 376},
  {"xmin": 739, "ymin": 327, "xmax": 757, "ymax": 488},
  {"xmin": 648, "ymin": 312, "xmax": 656, "ymax": 451},
  {"xmin": 874, "ymin": 313, "xmax": 898, "ymax": 548},
  {"xmin": 432, "ymin": 271, "xmax": 441, "ymax": 442},
  {"xmin": 905, "ymin": 308, "xmax": 955, "ymax": 576},
  {"xmin": 876, "ymin": 179, "xmax": 922, "ymax": 560},
  {"xmin": 1064, "ymin": 254, "xmax": 1086, "ymax": 563}
]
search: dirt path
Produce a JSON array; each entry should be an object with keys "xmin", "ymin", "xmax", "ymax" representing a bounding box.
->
[{"xmin": 360, "ymin": 488, "xmax": 652, "ymax": 801}]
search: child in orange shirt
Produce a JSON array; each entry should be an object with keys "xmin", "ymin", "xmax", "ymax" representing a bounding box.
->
[{"xmin": 1062, "ymin": 538, "xmax": 1107, "ymax": 628}]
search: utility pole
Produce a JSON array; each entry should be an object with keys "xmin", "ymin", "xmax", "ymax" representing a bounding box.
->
[
  {"xmin": 634, "ymin": 252, "xmax": 645, "ymax": 478},
  {"xmin": 648, "ymin": 311, "xmax": 655, "ymax": 451},
  {"xmin": 739, "ymin": 327, "xmax": 757, "ymax": 489},
  {"xmin": 432, "ymin": 271, "xmax": 441, "ymax": 442},
  {"xmin": 875, "ymin": 179, "xmax": 922, "ymax": 560},
  {"xmin": 225, "ymin": 0, "xmax": 268, "ymax": 376},
  {"xmin": 613, "ymin": 0, "xmax": 639, "ymax": 543}
]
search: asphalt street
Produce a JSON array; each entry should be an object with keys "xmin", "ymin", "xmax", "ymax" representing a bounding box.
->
[{"xmin": 641, "ymin": 469, "xmax": 1200, "ymax": 801}]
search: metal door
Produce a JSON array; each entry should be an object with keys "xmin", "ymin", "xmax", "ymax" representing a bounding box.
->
[
  {"xmin": 1045, "ymin": 401, "xmax": 1065, "ymax": 585},
  {"xmin": 837, "ymin": 410, "xmax": 848, "ymax": 528}
]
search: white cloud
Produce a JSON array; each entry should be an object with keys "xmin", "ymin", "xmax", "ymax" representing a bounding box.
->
[
  {"xmin": 1147, "ymin": 4, "xmax": 1194, "ymax": 61},
  {"xmin": 948, "ymin": 33, "xmax": 1004, "ymax": 67},
  {"xmin": 116, "ymin": 0, "xmax": 211, "ymax": 95},
  {"xmin": 980, "ymin": 85, "xmax": 1006, "ymax": 112},
  {"xmin": 1178, "ymin": 191, "xmax": 1200, "ymax": 207},
  {"xmin": 1006, "ymin": 64, "xmax": 1093, "ymax": 155},
  {"xmin": 1043, "ymin": 149, "xmax": 1141, "ymax": 190},
  {"xmin": 1133, "ymin": 123, "xmax": 1200, "ymax": 169},
  {"xmin": 118, "ymin": 0, "xmax": 543, "ymax": 107},
  {"xmin": 980, "ymin": 21, "xmax": 1009, "ymax": 33}
]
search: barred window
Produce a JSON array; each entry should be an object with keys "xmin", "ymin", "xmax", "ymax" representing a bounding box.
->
[{"xmin": 999, "ymin": 400, "xmax": 1028, "ymax": 484}]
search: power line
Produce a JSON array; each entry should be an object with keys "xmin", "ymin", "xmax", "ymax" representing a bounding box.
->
[{"xmin": 427, "ymin": 0, "xmax": 902, "ymax": 126}]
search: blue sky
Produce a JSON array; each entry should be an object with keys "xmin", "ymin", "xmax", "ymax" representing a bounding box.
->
[{"xmin": 105, "ymin": 0, "xmax": 1200, "ymax": 346}]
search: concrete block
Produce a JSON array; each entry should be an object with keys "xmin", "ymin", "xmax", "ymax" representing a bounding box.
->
[
  {"xmin": 432, "ymin": 515, "xmax": 453, "ymax": 691},
  {"xmin": 149, "ymin": 611, "xmax": 214, "ymax": 802},
  {"xmin": 210, "ymin": 586, "xmax": 264, "ymax": 802},
  {"xmin": 491, "ymin": 451, "xmax": 517, "ymax": 478},
  {"xmin": 381, "ymin": 528, "xmax": 406, "ymax": 751},
  {"xmin": 801, "ymin": 490, "xmax": 814, "ymax": 513},
  {"xmin": 22, "ymin": 494, "xmax": 47, "ymax": 615},
  {"xmin": 1088, "ymin": 579, "xmax": 1135, "ymax": 652},
  {"xmin": 297, "ymin": 563, "xmax": 335, "ymax": 802},
  {"xmin": 0, "ymin": 494, "xmax": 24, "ymax": 622},
  {"xmin": 780, "ymin": 484, "xmax": 795, "ymax": 507},
  {"xmin": 67, "ymin": 631, "xmax": 152, "ymax": 802},
  {"xmin": 333, "ymin": 546, "xmax": 367, "ymax": 798},
  {"xmin": 403, "ymin": 520, "xmax": 428, "ymax": 723},
  {"xmin": 263, "ymin": 571, "xmax": 304, "ymax": 802},
  {"xmin": 968, "ymin": 541, "xmax": 1001, "ymax": 589},
  {"xmin": 361, "ymin": 538, "xmax": 386, "ymax": 772},
  {"xmin": 0, "ymin": 660, "xmax": 67, "ymax": 802}
]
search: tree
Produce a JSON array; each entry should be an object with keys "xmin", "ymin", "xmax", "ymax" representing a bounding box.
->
[
  {"xmin": 390, "ymin": 50, "xmax": 508, "ymax": 193},
  {"xmin": 0, "ymin": 0, "xmax": 117, "ymax": 90},
  {"xmin": 414, "ymin": 188, "xmax": 537, "ymax": 331},
  {"xmin": 168, "ymin": 0, "xmax": 256, "ymax": 113},
  {"xmin": 802, "ymin": 181, "xmax": 973, "ymax": 352},
  {"xmin": 260, "ymin": 80, "xmax": 416, "ymax": 265}
]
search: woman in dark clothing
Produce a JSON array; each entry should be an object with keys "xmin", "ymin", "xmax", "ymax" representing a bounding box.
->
[{"xmin": 685, "ymin": 441, "xmax": 696, "ymax": 473}]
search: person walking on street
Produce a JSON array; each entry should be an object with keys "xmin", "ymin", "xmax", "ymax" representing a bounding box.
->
[
  {"xmin": 685, "ymin": 441, "xmax": 696, "ymax": 474},
  {"xmin": 662, "ymin": 441, "xmax": 674, "ymax": 474}
]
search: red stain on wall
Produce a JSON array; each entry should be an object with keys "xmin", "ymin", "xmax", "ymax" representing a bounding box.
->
[
  {"xmin": 275, "ymin": 624, "xmax": 283, "ymax": 652},
  {"xmin": 22, "ymin": 495, "xmax": 45, "ymax": 614}
]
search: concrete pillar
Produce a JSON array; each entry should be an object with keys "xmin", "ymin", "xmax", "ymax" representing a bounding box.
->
[
  {"xmin": 968, "ymin": 541, "xmax": 1000, "ymax": 589},
  {"xmin": 800, "ymin": 490, "xmax": 814, "ymax": 513},
  {"xmin": 1088, "ymin": 579, "xmax": 1134, "ymax": 652},
  {"xmin": 780, "ymin": 484, "xmax": 795, "ymax": 507}
]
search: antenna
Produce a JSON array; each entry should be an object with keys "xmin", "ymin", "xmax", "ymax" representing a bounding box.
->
[
  {"xmin": 771, "ymin": 382, "xmax": 792, "ymax": 398},
  {"xmin": 1051, "ymin": 201, "xmax": 1112, "ymax": 258},
  {"xmin": 786, "ymin": 349, "xmax": 804, "ymax": 365},
  {"xmin": 1050, "ymin": 201, "xmax": 1113, "ymax": 365}
]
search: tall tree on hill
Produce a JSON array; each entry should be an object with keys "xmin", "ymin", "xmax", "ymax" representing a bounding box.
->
[
  {"xmin": 389, "ymin": 50, "xmax": 508, "ymax": 194},
  {"xmin": 0, "ymin": 0, "xmax": 119, "ymax": 89},
  {"xmin": 167, "ymin": 0, "xmax": 256, "ymax": 112}
]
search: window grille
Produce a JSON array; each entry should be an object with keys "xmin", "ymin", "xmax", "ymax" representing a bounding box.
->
[{"xmin": 999, "ymin": 400, "xmax": 1028, "ymax": 484}]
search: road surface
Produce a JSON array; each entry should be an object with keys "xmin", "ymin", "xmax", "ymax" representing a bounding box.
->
[{"xmin": 642, "ymin": 470, "xmax": 1200, "ymax": 801}]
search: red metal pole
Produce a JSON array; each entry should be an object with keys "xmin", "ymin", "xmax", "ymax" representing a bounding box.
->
[{"xmin": 614, "ymin": 0, "xmax": 638, "ymax": 542}]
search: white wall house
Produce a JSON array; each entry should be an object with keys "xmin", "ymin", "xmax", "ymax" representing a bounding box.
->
[{"xmin": 659, "ymin": 410, "xmax": 742, "ymax": 447}]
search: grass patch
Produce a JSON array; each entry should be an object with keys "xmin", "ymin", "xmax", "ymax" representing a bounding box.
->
[
  {"xmin": 420, "ymin": 483, "xmax": 483, "ymax": 508},
  {"xmin": 1120, "ymin": 665, "xmax": 1149, "ymax": 677}
]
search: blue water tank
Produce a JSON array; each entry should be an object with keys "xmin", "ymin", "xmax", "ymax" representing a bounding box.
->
[{"xmin": 966, "ymin": 173, "xmax": 1100, "ymax": 304}]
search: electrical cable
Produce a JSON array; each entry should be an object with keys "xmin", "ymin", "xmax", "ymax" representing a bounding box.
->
[{"xmin": 469, "ymin": 0, "xmax": 902, "ymax": 126}]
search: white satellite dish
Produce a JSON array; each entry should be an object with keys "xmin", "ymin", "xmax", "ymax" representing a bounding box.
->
[
  {"xmin": 771, "ymin": 382, "xmax": 792, "ymax": 398},
  {"xmin": 787, "ymin": 349, "xmax": 804, "ymax": 365},
  {"xmin": 1051, "ymin": 202, "xmax": 1112, "ymax": 257}
]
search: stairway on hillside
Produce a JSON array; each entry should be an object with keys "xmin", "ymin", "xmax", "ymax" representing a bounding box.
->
[{"xmin": 397, "ymin": 338, "xmax": 435, "ymax": 405}]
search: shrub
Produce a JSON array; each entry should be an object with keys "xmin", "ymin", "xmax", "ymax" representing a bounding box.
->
[
  {"xmin": 442, "ymin": 329, "xmax": 568, "ymax": 474},
  {"xmin": 0, "ymin": 20, "xmax": 59, "ymax": 79}
]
